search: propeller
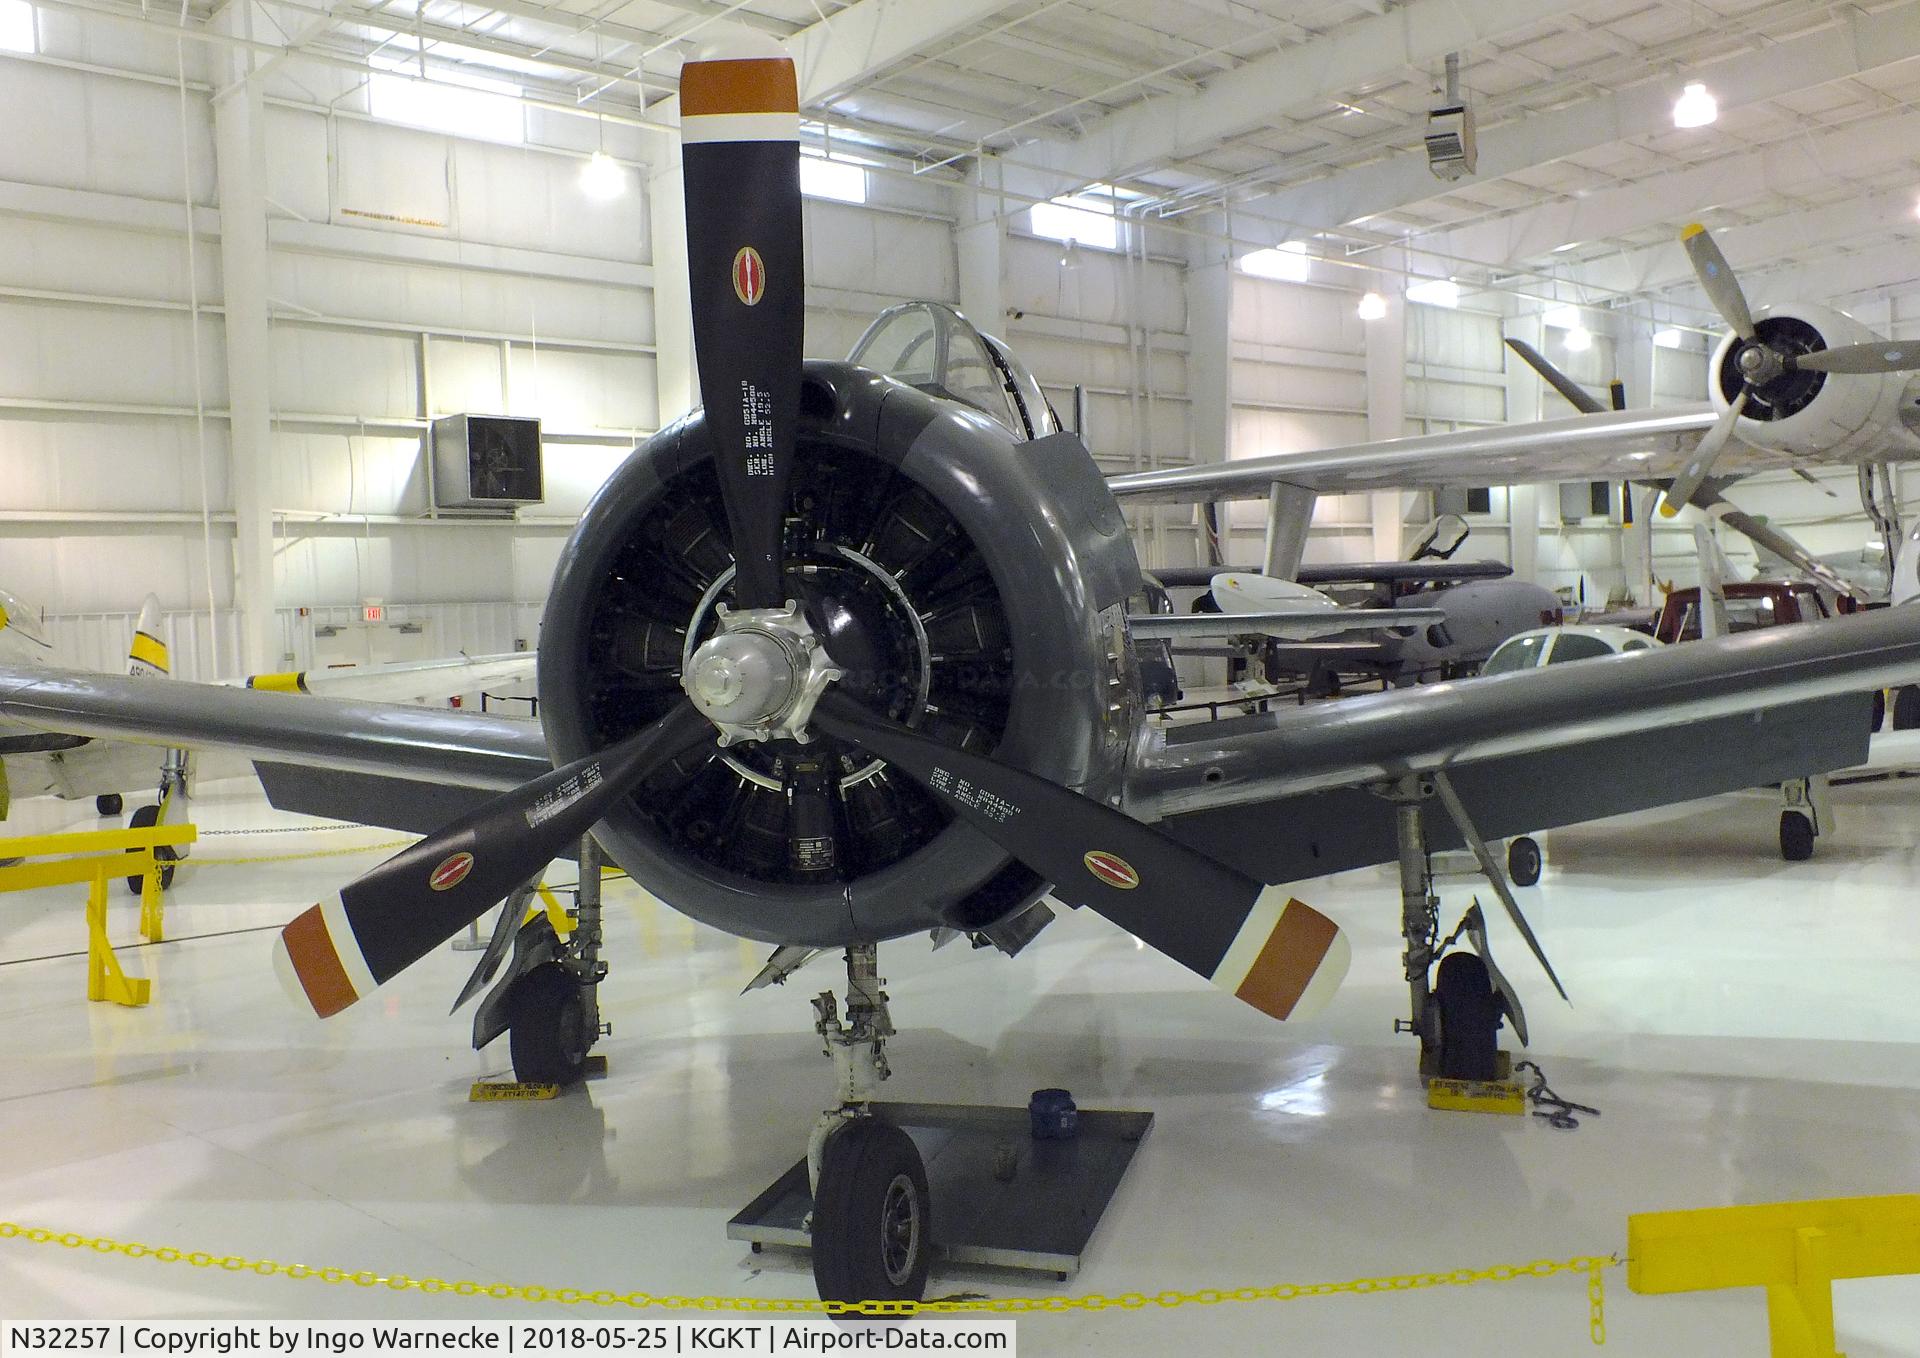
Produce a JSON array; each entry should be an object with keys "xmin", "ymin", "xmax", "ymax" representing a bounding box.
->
[
  {"xmin": 1664, "ymin": 222, "xmax": 1920, "ymax": 516},
  {"xmin": 273, "ymin": 39, "xmax": 1351, "ymax": 1029}
]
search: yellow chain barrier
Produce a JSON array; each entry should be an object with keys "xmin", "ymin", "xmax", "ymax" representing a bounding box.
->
[
  {"xmin": 188, "ymin": 839, "xmax": 414, "ymax": 867},
  {"xmin": 0, "ymin": 1221, "xmax": 1618, "ymax": 1338}
]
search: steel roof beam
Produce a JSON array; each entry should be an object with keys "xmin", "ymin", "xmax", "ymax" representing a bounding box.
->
[{"xmin": 1248, "ymin": 0, "xmax": 1920, "ymax": 243}]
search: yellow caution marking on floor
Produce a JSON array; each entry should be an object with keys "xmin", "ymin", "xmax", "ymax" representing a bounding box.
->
[
  {"xmin": 469, "ymin": 1082, "xmax": 561, "ymax": 1102},
  {"xmin": 0, "ymin": 1219, "xmax": 1617, "ymax": 1340},
  {"xmin": 1426, "ymin": 1078, "xmax": 1526, "ymax": 1116}
]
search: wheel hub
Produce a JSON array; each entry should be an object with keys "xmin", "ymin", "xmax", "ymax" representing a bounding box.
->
[{"xmin": 682, "ymin": 600, "xmax": 843, "ymax": 746}]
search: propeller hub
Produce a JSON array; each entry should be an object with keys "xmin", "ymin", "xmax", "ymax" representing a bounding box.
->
[
  {"xmin": 1735, "ymin": 342, "xmax": 1785, "ymax": 386},
  {"xmin": 683, "ymin": 602, "xmax": 843, "ymax": 747}
]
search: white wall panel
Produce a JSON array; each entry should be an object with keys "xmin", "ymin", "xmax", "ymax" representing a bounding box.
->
[
  {"xmin": 0, "ymin": 298, "xmax": 224, "ymax": 405},
  {"xmin": 0, "ymin": 216, "xmax": 220, "ymax": 306},
  {"xmin": 270, "ymin": 327, "xmax": 418, "ymax": 417},
  {"xmin": 334, "ymin": 119, "xmax": 454, "ymax": 232},
  {"xmin": 269, "ymin": 433, "xmax": 425, "ymax": 516},
  {"xmin": 540, "ymin": 446, "xmax": 633, "ymax": 518},
  {"xmin": 425, "ymin": 338, "xmax": 505, "ymax": 416},
  {"xmin": 804, "ymin": 201, "xmax": 954, "ymax": 302},
  {"xmin": 506, "ymin": 348, "xmax": 656, "ymax": 431},
  {"xmin": 5, "ymin": 419, "xmax": 230, "ymax": 513},
  {"xmin": 452, "ymin": 139, "xmax": 647, "ymax": 261},
  {"xmin": 0, "ymin": 62, "xmax": 213, "ymax": 202}
]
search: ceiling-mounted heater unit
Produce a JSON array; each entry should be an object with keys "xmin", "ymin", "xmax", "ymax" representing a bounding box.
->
[
  {"xmin": 1425, "ymin": 52, "xmax": 1477, "ymax": 181},
  {"xmin": 431, "ymin": 414, "xmax": 544, "ymax": 512}
]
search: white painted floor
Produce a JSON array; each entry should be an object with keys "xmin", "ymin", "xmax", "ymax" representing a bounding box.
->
[{"xmin": 3, "ymin": 775, "xmax": 1920, "ymax": 1354}]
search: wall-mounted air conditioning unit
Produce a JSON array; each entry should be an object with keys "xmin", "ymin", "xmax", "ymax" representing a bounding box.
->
[{"xmin": 431, "ymin": 414, "xmax": 544, "ymax": 511}]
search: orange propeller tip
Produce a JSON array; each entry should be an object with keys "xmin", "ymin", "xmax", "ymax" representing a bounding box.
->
[
  {"xmin": 1658, "ymin": 501, "xmax": 1681, "ymax": 517},
  {"xmin": 276, "ymin": 903, "xmax": 362, "ymax": 1018}
]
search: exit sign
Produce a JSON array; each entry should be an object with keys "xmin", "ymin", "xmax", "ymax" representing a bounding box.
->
[{"xmin": 362, "ymin": 605, "xmax": 385, "ymax": 623}]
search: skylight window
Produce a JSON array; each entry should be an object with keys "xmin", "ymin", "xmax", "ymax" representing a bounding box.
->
[
  {"xmin": 1239, "ymin": 242, "xmax": 1311, "ymax": 283},
  {"xmin": 800, "ymin": 149, "xmax": 867, "ymax": 204},
  {"xmin": 1406, "ymin": 278, "xmax": 1460, "ymax": 308},
  {"xmin": 368, "ymin": 56, "xmax": 524, "ymax": 143},
  {"xmin": 0, "ymin": 0, "xmax": 36, "ymax": 54},
  {"xmin": 1030, "ymin": 194, "xmax": 1119, "ymax": 251}
]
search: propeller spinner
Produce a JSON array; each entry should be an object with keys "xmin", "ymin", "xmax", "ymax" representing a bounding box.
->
[{"xmin": 272, "ymin": 40, "xmax": 1349, "ymax": 1030}]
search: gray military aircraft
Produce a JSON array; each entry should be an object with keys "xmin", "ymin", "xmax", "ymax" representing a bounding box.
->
[{"xmin": 1, "ymin": 46, "xmax": 1919, "ymax": 1307}]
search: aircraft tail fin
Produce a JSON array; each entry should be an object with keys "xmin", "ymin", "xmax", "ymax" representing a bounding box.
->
[{"xmin": 126, "ymin": 595, "xmax": 171, "ymax": 678}]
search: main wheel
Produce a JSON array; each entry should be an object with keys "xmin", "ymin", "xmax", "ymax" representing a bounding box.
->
[
  {"xmin": 124, "ymin": 804, "xmax": 178, "ymax": 895},
  {"xmin": 96, "ymin": 793, "xmax": 123, "ymax": 817},
  {"xmin": 508, "ymin": 963, "xmax": 592, "ymax": 1085},
  {"xmin": 1506, "ymin": 835, "xmax": 1542, "ymax": 888},
  {"xmin": 811, "ymin": 1120, "xmax": 932, "ymax": 1308},
  {"xmin": 1894, "ymin": 685, "xmax": 1920, "ymax": 731},
  {"xmin": 1433, "ymin": 951, "xmax": 1501, "ymax": 1083},
  {"xmin": 1779, "ymin": 810, "xmax": 1816, "ymax": 862}
]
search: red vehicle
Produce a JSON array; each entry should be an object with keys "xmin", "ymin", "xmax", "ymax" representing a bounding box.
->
[{"xmin": 1653, "ymin": 580, "xmax": 1833, "ymax": 644}]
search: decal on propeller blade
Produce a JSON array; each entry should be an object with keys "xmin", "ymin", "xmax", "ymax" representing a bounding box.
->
[
  {"xmin": 732, "ymin": 246, "xmax": 765, "ymax": 306},
  {"xmin": 1083, "ymin": 850, "xmax": 1140, "ymax": 890},
  {"xmin": 429, "ymin": 852, "xmax": 475, "ymax": 892}
]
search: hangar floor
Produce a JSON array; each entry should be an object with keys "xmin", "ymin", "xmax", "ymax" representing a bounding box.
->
[{"xmin": 2, "ymin": 776, "xmax": 1919, "ymax": 1354}]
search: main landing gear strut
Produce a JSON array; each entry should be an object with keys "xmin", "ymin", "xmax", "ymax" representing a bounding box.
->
[
  {"xmin": 466, "ymin": 836, "xmax": 610, "ymax": 1086},
  {"xmin": 1378, "ymin": 773, "xmax": 1565, "ymax": 1084}
]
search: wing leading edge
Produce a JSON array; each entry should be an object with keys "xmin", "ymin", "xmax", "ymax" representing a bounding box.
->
[{"xmin": 1108, "ymin": 406, "xmax": 1746, "ymax": 503}]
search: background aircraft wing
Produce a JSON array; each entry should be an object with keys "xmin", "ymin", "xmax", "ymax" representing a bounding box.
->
[
  {"xmin": 1135, "ymin": 606, "xmax": 1920, "ymax": 887},
  {"xmin": 0, "ymin": 664, "xmax": 548, "ymax": 790},
  {"xmin": 241, "ymin": 652, "xmax": 536, "ymax": 704},
  {"xmin": 1128, "ymin": 608, "xmax": 1441, "ymax": 639},
  {"xmin": 1151, "ymin": 561, "xmax": 1511, "ymax": 589},
  {"xmin": 1108, "ymin": 406, "xmax": 1755, "ymax": 502}
]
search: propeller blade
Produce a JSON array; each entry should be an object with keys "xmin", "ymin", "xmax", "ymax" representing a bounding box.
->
[
  {"xmin": 810, "ymin": 690, "xmax": 1349, "ymax": 1022},
  {"xmin": 1704, "ymin": 497, "xmax": 1868, "ymax": 602},
  {"xmin": 1681, "ymin": 222, "xmax": 1756, "ymax": 341},
  {"xmin": 1609, "ymin": 379, "xmax": 1627, "ymax": 412},
  {"xmin": 1659, "ymin": 388, "xmax": 1749, "ymax": 517},
  {"xmin": 274, "ymin": 701, "xmax": 711, "ymax": 1017},
  {"xmin": 1503, "ymin": 337, "xmax": 1606, "ymax": 415},
  {"xmin": 680, "ymin": 43, "xmax": 804, "ymax": 611},
  {"xmin": 1794, "ymin": 340, "xmax": 1920, "ymax": 375}
]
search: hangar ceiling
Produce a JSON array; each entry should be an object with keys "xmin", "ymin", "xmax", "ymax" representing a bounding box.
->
[{"xmin": 37, "ymin": 0, "xmax": 1920, "ymax": 324}]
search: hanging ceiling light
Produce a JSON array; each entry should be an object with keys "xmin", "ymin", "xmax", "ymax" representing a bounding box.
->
[
  {"xmin": 1672, "ymin": 82, "xmax": 1717, "ymax": 129},
  {"xmin": 580, "ymin": 150, "xmax": 626, "ymax": 200},
  {"xmin": 1563, "ymin": 326, "xmax": 1593, "ymax": 352},
  {"xmin": 1357, "ymin": 291, "xmax": 1388, "ymax": 321}
]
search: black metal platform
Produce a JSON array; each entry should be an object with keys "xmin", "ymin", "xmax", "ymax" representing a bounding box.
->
[{"xmin": 727, "ymin": 1101, "xmax": 1153, "ymax": 1277}]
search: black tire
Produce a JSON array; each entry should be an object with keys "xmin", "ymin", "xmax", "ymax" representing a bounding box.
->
[
  {"xmin": 1872, "ymin": 689, "xmax": 1887, "ymax": 733},
  {"xmin": 1507, "ymin": 836, "xmax": 1542, "ymax": 888},
  {"xmin": 1779, "ymin": 810, "xmax": 1816, "ymax": 863},
  {"xmin": 1895, "ymin": 686, "xmax": 1920, "ymax": 731},
  {"xmin": 96, "ymin": 793, "xmax": 123, "ymax": 818},
  {"xmin": 811, "ymin": 1120, "xmax": 932, "ymax": 1308},
  {"xmin": 508, "ymin": 963, "xmax": 591, "ymax": 1085},
  {"xmin": 1433, "ymin": 951, "xmax": 1501, "ymax": 1083},
  {"xmin": 124, "ymin": 804, "xmax": 177, "ymax": 895}
]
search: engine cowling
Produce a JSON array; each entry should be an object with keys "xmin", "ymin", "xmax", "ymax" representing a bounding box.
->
[
  {"xmin": 536, "ymin": 361, "xmax": 1143, "ymax": 947},
  {"xmin": 1708, "ymin": 302, "xmax": 1920, "ymax": 459}
]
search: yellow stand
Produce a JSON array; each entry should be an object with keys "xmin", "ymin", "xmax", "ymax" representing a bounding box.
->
[
  {"xmin": 0, "ymin": 824, "xmax": 199, "ymax": 1007},
  {"xmin": 1628, "ymin": 1194, "xmax": 1920, "ymax": 1357}
]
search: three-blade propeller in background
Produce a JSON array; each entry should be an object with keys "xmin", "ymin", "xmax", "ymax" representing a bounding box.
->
[
  {"xmin": 273, "ymin": 39, "xmax": 1350, "ymax": 1029},
  {"xmin": 1662, "ymin": 222, "xmax": 1920, "ymax": 515}
]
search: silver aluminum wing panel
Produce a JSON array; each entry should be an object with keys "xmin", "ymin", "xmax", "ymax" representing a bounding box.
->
[{"xmin": 1107, "ymin": 406, "xmax": 1760, "ymax": 502}]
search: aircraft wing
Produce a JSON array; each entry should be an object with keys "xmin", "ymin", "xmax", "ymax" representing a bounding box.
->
[
  {"xmin": 242, "ymin": 652, "xmax": 536, "ymax": 704},
  {"xmin": 1128, "ymin": 608, "xmax": 1441, "ymax": 640},
  {"xmin": 0, "ymin": 664, "xmax": 548, "ymax": 790},
  {"xmin": 1107, "ymin": 406, "xmax": 1777, "ymax": 503},
  {"xmin": 1135, "ymin": 606, "xmax": 1920, "ymax": 888},
  {"xmin": 1151, "ymin": 561, "xmax": 1511, "ymax": 589}
]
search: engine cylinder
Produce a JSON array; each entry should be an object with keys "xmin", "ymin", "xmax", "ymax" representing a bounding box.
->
[{"xmin": 537, "ymin": 361, "xmax": 1142, "ymax": 946}]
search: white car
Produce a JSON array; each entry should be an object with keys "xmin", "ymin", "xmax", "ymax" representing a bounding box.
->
[{"xmin": 1481, "ymin": 623, "xmax": 1663, "ymax": 676}]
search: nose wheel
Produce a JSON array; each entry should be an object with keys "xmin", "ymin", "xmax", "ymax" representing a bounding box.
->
[{"xmin": 810, "ymin": 1119, "xmax": 932, "ymax": 1308}]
